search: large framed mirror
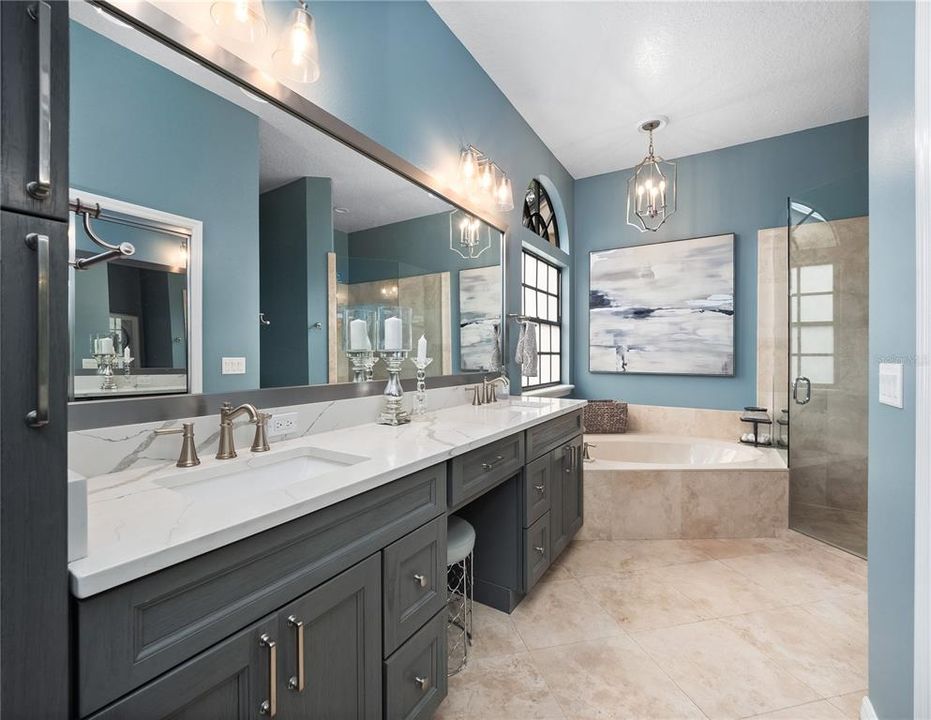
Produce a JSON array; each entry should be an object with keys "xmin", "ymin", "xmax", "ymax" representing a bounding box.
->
[{"xmin": 67, "ymin": 2, "xmax": 505, "ymax": 425}]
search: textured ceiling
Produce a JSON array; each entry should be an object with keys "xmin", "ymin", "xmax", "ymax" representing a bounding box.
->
[
  {"xmin": 72, "ymin": 3, "xmax": 452, "ymax": 233},
  {"xmin": 431, "ymin": 1, "xmax": 868, "ymax": 179}
]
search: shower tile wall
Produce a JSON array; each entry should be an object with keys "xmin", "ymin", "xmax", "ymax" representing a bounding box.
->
[{"xmin": 758, "ymin": 217, "xmax": 868, "ymax": 557}]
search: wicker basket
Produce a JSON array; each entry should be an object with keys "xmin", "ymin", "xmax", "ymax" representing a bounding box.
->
[{"xmin": 583, "ymin": 400, "xmax": 628, "ymax": 434}]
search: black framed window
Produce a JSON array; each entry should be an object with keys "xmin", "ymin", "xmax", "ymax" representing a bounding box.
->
[
  {"xmin": 520, "ymin": 250, "xmax": 562, "ymax": 389},
  {"xmin": 522, "ymin": 179, "xmax": 559, "ymax": 247}
]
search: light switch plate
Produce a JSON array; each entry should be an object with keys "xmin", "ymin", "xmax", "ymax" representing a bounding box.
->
[
  {"xmin": 222, "ymin": 357, "xmax": 246, "ymax": 375},
  {"xmin": 879, "ymin": 362, "xmax": 904, "ymax": 408}
]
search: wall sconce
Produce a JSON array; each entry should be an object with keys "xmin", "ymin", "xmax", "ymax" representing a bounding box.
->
[
  {"xmin": 458, "ymin": 145, "xmax": 514, "ymax": 212},
  {"xmin": 449, "ymin": 209, "xmax": 491, "ymax": 259},
  {"xmin": 211, "ymin": 0, "xmax": 321, "ymax": 84}
]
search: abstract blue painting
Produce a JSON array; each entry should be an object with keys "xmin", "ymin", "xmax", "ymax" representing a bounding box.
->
[{"xmin": 589, "ymin": 234, "xmax": 734, "ymax": 376}]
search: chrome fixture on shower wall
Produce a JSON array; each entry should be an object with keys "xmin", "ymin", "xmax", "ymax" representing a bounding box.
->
[
  {"xmin": 210, "ymin": 0, "xmax": 320, "ymax": 84},
  {"xmin": 457, "ymin": 145, "xmax": 515, "ymax": 213},
  {"xmin": 626, "ymin": 117, "xmax": 677, "ymax": 232}
]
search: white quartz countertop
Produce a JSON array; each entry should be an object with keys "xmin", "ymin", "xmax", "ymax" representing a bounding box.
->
[{"xmin": 69, "ymin": 397, "xmax": 586, "ymax": 598}]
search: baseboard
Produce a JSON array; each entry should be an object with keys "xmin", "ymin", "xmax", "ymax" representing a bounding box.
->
[{"xmin": 860, "ymin": 696, "xmax": 878, "ymax": 720}]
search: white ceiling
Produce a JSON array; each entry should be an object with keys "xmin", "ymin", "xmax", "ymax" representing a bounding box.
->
[
  {"xmin": 72, "ymin": 2, "xmax": 452, "ymax": 234},
  {"xmin": 431, "ymin": 1, "xmax": 868, "ymax": 179}
]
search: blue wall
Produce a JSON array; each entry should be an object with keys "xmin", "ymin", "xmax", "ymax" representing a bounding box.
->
[
  {"xmin": 70, "ymin": 22, "xmax": 260, "ymax": 393},
  {"xmin": 868, "ymin": 2, "xmax": 916, "ymax": 717},
  {"xmin": 572, "ymin": 118, "xmax": 868, "ymax": 409}
]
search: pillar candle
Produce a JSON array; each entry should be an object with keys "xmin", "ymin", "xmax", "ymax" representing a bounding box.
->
[
  {"xmin": 349, "ymin": 318, "xmax": 370, "ymax": 351},
  {"xmin": 384, "ymin": 316, "xmax": 402, "ymax": 351}
]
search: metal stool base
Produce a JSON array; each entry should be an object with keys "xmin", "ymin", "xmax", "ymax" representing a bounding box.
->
[{"xmin": 446, "ymin": 552, "xmax": 473, "ymax": 676}]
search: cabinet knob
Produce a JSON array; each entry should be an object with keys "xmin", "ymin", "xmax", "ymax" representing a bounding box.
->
[
  {"xmin": 413, "ymin": 573, "xmax": 428, "ymax": 588},
  {"xmin": 415, "ymin": 675, "xmax": 429, "ymax": 691},
  {"xmin": 534, "ymin": 483, "xmax": 545, "ymax": 494},
  {"xmin": 534, "ymin": 545, "xmax": 545, "ymax": 555}
]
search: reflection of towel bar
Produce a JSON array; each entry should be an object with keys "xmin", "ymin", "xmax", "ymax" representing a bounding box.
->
[
  {"xmin": 506, "ymin": 313, "xmax": 532, "ymax": 322},
  {"xmin": 70, "ymin": 199, "xmax": 136, "ymax": 270}
]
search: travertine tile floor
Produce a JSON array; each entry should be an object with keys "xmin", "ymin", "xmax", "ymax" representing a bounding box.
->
[{"xmin": 435, "ymin": 531, "xmax": 867, "ymax": 720}]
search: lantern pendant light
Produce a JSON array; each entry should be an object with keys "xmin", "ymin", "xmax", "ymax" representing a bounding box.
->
[
  {"xmin": 273, "ymin": 0, "xmax": 321, "ymax": 84},
  {"xmin": 626, "ymin": 118, "xmax": 677, "ymax": 232}
]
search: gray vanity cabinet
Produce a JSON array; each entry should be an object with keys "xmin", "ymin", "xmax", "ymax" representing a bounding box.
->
[
  {"xmin": 276, "ymin": 554, "xmax": 382, "ymax": 720},
  {"xmin": 87, "ymin": 612, "xmax": 278, "ymax": 720}
]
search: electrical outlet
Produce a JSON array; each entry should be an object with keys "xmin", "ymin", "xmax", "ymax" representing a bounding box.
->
[
  {"xmin": 222, "ymin": 357, "xmax": 246, "ymax": 375},
  {"xmin": 268, "ymin": 412, "xmax": 298, "ymax": 437}
]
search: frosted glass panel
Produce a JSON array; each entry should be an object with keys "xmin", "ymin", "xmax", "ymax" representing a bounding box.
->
[
  {"xmin": 548, "ymin": 266, "xmax": 558, "ymax": 293},
  {"xmin": 548, "ymin": 295, "xmax": 558, "ymax": 321},
  {"xmin": 799, "ymin": 293, "xmax": 833, "ymax": 322},
  {"xmin": 540, "ymin": 358, "xmax": 551, "ymax": 385},
  {"xmin": 552, "ymin": 356, "xmax": 561, "ymax": 383},
  {"xmin": 800, "ymin": 325, "xmax": 834, "ymax": 354},
  {"xmin": 524, "ymin": 288, "xmax": 536, "ymax": 316},
  {"xmin": 800, "ymin": 355, "xmax": 834, "ymax": 384},
  {"xmin": 791, "ymin": 296, "xmax": 798, "ymax": 323},
  {"xmin": 800, "ymin": 264, "xmax": 833, "ymax": 293},
  {"xmin": 524, "ymin": 253, "xmax": 535, "ymax": 283},
  {"xmin": 539, "ymin": 325, "xmax": 551, "ymax": 352}
]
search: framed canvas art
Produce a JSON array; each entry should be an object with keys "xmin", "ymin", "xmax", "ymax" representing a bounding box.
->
[
  {"xmin": 459, "ymin": 265, "xmax": 502, "ymax": 372},
  {"xmin": 589, "ymin": 234, "xmax": 735, "ymax": 376}
]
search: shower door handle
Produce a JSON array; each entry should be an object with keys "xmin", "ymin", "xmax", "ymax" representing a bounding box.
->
[{"xmin": 793, "ymin": 376, "xmax": 812, "ymax": 405}]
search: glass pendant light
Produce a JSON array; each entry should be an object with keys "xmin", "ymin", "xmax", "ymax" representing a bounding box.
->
[
  {"xmin": 210, "ymin": 0, "xmax": 267, "ymax": 44},
  {"xmin": 273, "ymin": 0, "xmax": 321, "ymax": 84},
  {"xmin": 626, "ymin": 117, "xmax": 677, "ymax": 232}
]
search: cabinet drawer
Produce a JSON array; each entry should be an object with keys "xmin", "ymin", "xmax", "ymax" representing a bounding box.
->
[
  {"xmin": 448, "ymin": 433, "xmax": 525, "ymax": 510},
  {"xmin": 76, "ymin": 464, "xmax": 446, "ymax": 717},
  {"xmin": 383, "ymin": 516, "xmax": 447, "ymax": 656},
  {"xmin": 524, "ymin": 512, "xmax": 552, "ymax": 592},
  {"xmin": 526, "ymin": 411, "xmax": 583, "ymax": 461},
  {"xmin": 523, "ymin": 454, "xmax": 551, "ymax": 527},
  {"xmin": 384, "ymin": 610, "xmax": 447, "ymax": 720}
]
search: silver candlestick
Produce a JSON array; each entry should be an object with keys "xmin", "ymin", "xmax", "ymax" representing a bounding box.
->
[
  {"xmin": 93, "ymin": 352, "xmax": 119, "ymax": 391},
  {"xmin": 377, "ymin": 351, "xmax": 410, "ymax": 425},
  {"xmin": 346, "ymin": 350, "xmax": 379, "ymax": 383},
  {"xmin": 410, "ymin": 357, "xmax": 433, "ymax": 420}
]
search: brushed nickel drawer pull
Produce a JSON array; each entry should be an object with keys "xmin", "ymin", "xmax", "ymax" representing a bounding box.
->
[
  {"xmin": 415, "ymin": 675, "xmax": 429, "ymax": 691},
  {"xmin": 26, "ymin": 1, "xmax": 52, "ymax": 200},
  {"xmin": 259, "ymin": 634, "xmax": 277, "ymax": 716},
  {"xmin": 534, "ymin": 545, "xmax": 545, "ymax": 555},
  {"xmin": 482, "ymin": 455, "xmax": 505, "ymax": 471},
  {"xmin": 287, "ymin": 616, "xmax": 305, "ymax": 692},
  {"xmin": 413, "ymin": 573, "xmax": 428, "ymax": 588}
]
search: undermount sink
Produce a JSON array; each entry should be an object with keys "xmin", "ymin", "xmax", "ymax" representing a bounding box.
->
[{"xmin": 154, "ymin": 446, "xmax": 368, "ymax": 503}]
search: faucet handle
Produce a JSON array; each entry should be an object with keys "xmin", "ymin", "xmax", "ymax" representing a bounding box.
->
[
  {"xmin": 251, "ymin": 412, "xmax": 271, "ymax": 453},
  {"xmin": 154, "ymin": 422, "xmax": 201, "ymax": 468}
]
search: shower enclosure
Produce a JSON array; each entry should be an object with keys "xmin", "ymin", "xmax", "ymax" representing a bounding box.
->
[{"xmin": 785, "ymin": 182, "xmax": 869, "ymax": 557}]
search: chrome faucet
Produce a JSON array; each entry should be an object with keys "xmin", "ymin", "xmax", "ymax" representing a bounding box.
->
[
  {"xmin": 216, "ymin": 402, "xmax": 271, "ymax": 459},
  {"xmin": 582, "ymin": 441, "xmax": 596, "ymax": 463},
  {"xmin": 154, "ymin": 422, "xmax": 201, "ymax": 467}
]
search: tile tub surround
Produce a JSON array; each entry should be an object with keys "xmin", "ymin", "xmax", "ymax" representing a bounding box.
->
[
  {"xmin": 622, "ymin": 403, "xmax": 747, "ymax": 442},
  {"xmin": 580, "ymin": 434, "xmax": 788, "ymax": 540},
  {"xmin": 436, "ymin": 532, "xmax": 867, "ymax": 720},
  {"xmin": 68, "ymin": 396, "xmax": 586, "ymax": 597}
]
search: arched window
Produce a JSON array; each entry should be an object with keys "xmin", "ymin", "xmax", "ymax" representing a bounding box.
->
[{"xmin": 522, "ymin": 179, "xmax": 559, "ymax": 248}]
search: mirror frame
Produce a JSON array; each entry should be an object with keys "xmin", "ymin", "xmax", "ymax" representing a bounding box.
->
[{"xmin": 69, "ymin": 0, "xmax": 510, "ymax": 431}]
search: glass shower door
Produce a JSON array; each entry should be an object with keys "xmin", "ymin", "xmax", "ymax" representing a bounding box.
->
[{"xmin": 787, "ymin": 184, "xmax": 868, "ymax": 557}]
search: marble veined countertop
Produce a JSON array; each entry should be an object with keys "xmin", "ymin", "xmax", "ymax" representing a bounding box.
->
[{"xmin": 69, "ymin": 397, "xmax": 586, "ymax": 598}]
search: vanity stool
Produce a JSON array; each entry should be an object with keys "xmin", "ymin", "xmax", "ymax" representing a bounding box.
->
[{"xmin": 446, "ymin": 515, "xmax": 475, "ymax": 675}]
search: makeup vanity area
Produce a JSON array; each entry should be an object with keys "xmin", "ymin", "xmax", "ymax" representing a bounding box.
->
[{"xmin": 9, "ymin": 2, "xmax": 591, "ymax": 718}]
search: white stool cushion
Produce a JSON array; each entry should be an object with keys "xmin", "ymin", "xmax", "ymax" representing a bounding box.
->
[{"xmin": 447, "ymin": 515, "xmax": 476, "ymax": 566}]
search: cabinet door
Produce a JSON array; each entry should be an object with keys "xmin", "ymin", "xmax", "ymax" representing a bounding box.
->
[
  {"xmin": 548, "ymin": 442, "xmax": 572, "ymax": 557},
  {"xmin": 0, "ymin": 212, "xmax": 70, "ymax": 718},
  {"xmin": 277, "ymin": 554, "xmax": 382, "ymax": 720},
  {"xmin": 562, "ymin": 435, "xmax": 584, "ymax": 544},
  {"xmin": 88, "ymin": 614, "xmax": 278, "ymax": 720},
  {"xmin": 1, "ymin": 0, "xmax": 70, "ymax": 219}
]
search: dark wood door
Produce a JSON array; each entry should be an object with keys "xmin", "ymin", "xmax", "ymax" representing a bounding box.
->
[
  {"xmin": 1, "ymin": 0, "xmax": 70, "ymax": 220},
  {"xmin": 88, "ymin": 613, "xmax": 278, "ymax": 720},
  {"xmin": 0, "ymin": 211, "xmax": 70, "ymax": 718},
  {"xmin": 277, "ymin": 554, "xmax": 382, "ymax": 720}
]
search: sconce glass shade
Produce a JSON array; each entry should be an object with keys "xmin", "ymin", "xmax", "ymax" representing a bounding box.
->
[
  {"xmin": 458, "ymin": 147, "xmax": 480, "ymax": 195},
  {"xmin": 496, "ymin": 176, "xmax": 514, "ymax": 212},
  {"xmin": 272, "ymin": 3, "xmax": 321, "ymax": 84},
  {"xmin": 626, "ymin": 124, "xmax": 677, "ymax": 232},
  {"xmin": 449, "ymin": 210, "xmax": 491, "ymax": 260},
  {"xmin": 210, "ymin": 0, "xmax": 267, "ymax": 43}
]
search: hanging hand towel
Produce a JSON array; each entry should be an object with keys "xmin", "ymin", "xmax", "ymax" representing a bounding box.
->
[
  {"xmin": 514, "ymin": 321, "xmax": 527, "ymax": 366},
  {"xmin": 520, "ymin": 321, "xmax": 539, "ymax": 377}
]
